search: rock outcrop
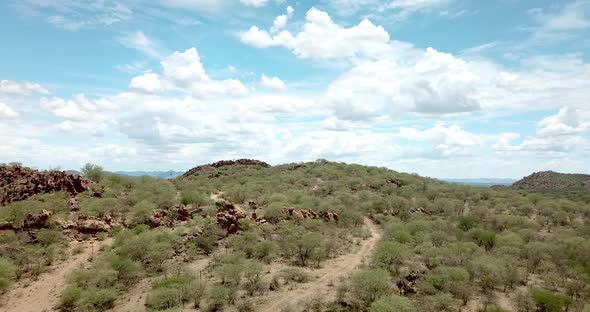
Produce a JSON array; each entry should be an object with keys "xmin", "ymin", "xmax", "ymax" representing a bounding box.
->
[
  {"xmin": 182, "ymin": 159, "xmax": 271, "ymax": 178},
  {"xmin": 215, "ymin": 199, "xmax": 247, "ymax": 234},
  {"xmin": 0, "ymin": 164, "xmax": 91, "ymax": 205}
]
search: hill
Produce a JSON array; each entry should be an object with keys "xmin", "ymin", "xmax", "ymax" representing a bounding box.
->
[
  {"xmin": 1, "ymin": 160, "xmax": 589, "ymax": 312},
  {"xmin": 115, "ymin": 170, "xmax": 183, "ymax": 178},
  {"xmin": 511, "ymin": 170, "xmax": 590, "ymax": 191}
]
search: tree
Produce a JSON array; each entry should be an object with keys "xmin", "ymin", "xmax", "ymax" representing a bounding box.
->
[
  {"xmin": 531, "ymin": 289, "xmax": 572, "ymax": 312},
  {"xmin": 294, "ymin": 232, "xmax": 324, "ymax": 266},
  {"xmin": 350, "ymin": 268, "xmax": 392, "ymax": 306},
  {"xmin": 81, "ymin": 163, "xmax": 105, "ymax": 183},
  {"xmin": 372, "ymin": 241, "xmax": 409, "ymax": 274},
  {"xmin": 369, "ymin": 295, "xmax": 416, "ymax": 312}
]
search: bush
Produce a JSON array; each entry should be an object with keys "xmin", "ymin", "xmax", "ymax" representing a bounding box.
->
[
  {"xmin": 469, "ymin": 228, "xmax": 497, "ymax": 250},
  {"xmin": 531, "ymin": 289, "xmax": 572, "ymax": 312},
  {"xmin": 147, "ymin": 288, "xmax": 179, "ymax": 310},
  {"xmin": 350, "ymin": 268, "xmax": 391, "ymax": 306},
  {"xmin": 59, "ymin": 286, "xmax": 82, "ymax": 311},
  {"xmin": 372, "ymin": 241, "xmax": 409, "ymax": 274},
  {"xmin": 280, "ymin": 268, "xmax": 309, "ymax": 284},
  {"xmin": 37, "ymin": 229, "xmax": 65, "ymax": 246},
  {"xmin": 458, "ymin": 216, "xmax": 479, "ymax": 231},
  {"xmin": 82, "ymin": 163, "xmax": 105, "ymax": 183},
  {"xmin": 207, "ymin": 285, "xmax": 231, "ymax": 310},
  {"xmin": 369, "ymin": 295, "xmax": 416, "ymax": 312},
  {"xmin": 0, "ymin": 257, "xmax": 16, "ymax": 293},
  {"xmin": 79, "ymin": 288, "xmax": 118, "ymax": 312}
]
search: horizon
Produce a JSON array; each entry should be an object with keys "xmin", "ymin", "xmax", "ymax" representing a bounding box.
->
[
  {"xmin": 1, "ymin": 0, "xmax": 589, "ymax": 179},
  {"xmin": 5, "ymin": 159, "xmax": 581, "ymax": 181}
]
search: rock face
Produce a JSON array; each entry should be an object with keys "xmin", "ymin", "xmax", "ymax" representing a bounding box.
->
[
  {"xmin": 182, "ymin": 159, "xmax": 271, "ymax": 177},
  {"xmin": 215, "ymin": 199, "xmax": 247, "ymax": 234},
  {"xmin": 511, "ymin": 171, "xmax": 590, "ymax": 191},
  {"xmin": 0, "ymin": 164, "xmax": 91, "ymax": 205},
  {"xmin": 274, "ymin": 207, "xmax": 339, "ymax": 223}
]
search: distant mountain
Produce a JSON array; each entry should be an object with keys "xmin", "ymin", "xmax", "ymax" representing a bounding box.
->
[
  {"xmin": 443, "ymin": 178, "xmax": 516, "ymax": 187},
  {"xmin": 512, "ymin": 171, "xmax": 590, "ymax": 191},
  {"xmin": 115, "ymin": 171, "xmax": 183, "ymax": 178}
]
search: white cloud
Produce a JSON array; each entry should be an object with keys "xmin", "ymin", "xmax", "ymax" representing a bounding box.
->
[
  {"xmin": 494, "ymin": 107, "xmax": 590, "ymax": 155},
  {"xmin": 271, "ymin": 5, "xmax": 294, "ymax": 32},
  {"xmin": 119, "ymin": 31, "xmax": 167, "ymax": 59},
  {"xmin": 19, "ymin": 0, "xmax": 132, "ymax": 30},
  {"xmin": 0, "ymin": 80, "xmax": 49, "ymax": 95},
  {"xmin": 40, "ymin": 95, "xmax": 94, "ymax": 121},
  {"xmin": 538, "ymin": 107, "xmax": 589, "ymax": 137},
  {"xmin": 240, "ymin": 0, "xmax": 270, "ymax": 7},
  {"xmin": 241, "ymin": 8, "xmax": 391, "ymax": 59},
  {"xmin": 0, "ymin": 102, "xmax": 19, "ymax": 119},
  {"xmin": 260, "ymin": 74, "xmax": 287, "ymax": 92},
  {"xmin": 327, "ymin": 0, "xmax": 456, "ymax": 18},
  {"xmin": 129, "ymin": 72, "xmax": 163, "ymax": 93},
  {"xmin": 160, "ymin": 48, "xmax": 248, "ymax": 97},
  {"xmin": 529, "ymin": 1, "xmax": 590, "ymax": 31},
  {"xmin": 399, "ymin": 124, "xmax": 483, "ymax": 157}
]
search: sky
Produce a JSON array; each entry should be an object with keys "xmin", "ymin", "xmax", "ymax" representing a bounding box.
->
[{"xmin": 0, "ymin": 0, "xmax": 589, "ymax": 179}]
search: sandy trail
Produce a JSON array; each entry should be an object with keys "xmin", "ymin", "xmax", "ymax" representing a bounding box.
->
[
  {"xmin": 1, "ymin": 238, "xmax": 112, "ymax": 312},
  {"xmin": 255, "ymin": 217, "xmax": 382, "ymax": 312}
]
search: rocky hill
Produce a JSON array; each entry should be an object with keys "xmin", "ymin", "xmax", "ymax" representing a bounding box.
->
[
  {"xmin": 511, "ymin": 170, "xmax": 590, "ymax": 191},
  {"xmin": 181, "ymin": 159, "xmax": 271, "ymax": 177}
]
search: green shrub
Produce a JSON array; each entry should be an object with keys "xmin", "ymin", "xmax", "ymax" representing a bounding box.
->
[
  {"xmin": 531, "ymin": 289, "xmax": 572, "ymax": 312},
  {"xmin": 147, "ymin": 288, "xmax": 179, "ymax": 310},
  {"xmin": 350, "ymin": 268, "xmax": 391, "ymax": 306},
  {"xmin": 369, "ymin": 295, "xmax": 416, "ymax": 312},
  {"xmin": 37, "ymin": 229, "xmax": 65, "ymax": 246},
  {"xmin": 59, "ymin": 286, "xmax": 82, "ymax": 311},
  {"xmin": 458, "ymin": 216, "xmax": 479, "ymax": 231},
  {"xmin": 0, "ymin": 257, "xmax": 16, "ymax": 293},
  {"xmin": 486, "ymin": 305, "xmax": 510, "ymax": 312},
  {"xmin": 372, "ymin": 241, "xmax": 409, "ymax": 274},
  {"xmin": 82, "ymin": 163, "xmax": 105, "ymax": 183},
  {"xmin": 79, "ymin": 288, "xmax": 118, "ymax": 312},
  {"xmin": 207, "ymin": 285, "xmax": 231, "ymax": 310}
]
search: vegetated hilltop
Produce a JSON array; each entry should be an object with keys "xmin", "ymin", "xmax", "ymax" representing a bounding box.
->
[
  {"xmin": 512, "ymin": 170, "xmax": 590, "ymax": 191},
  {"xmin": 0, "ymin": 159, "xmax": 589, "ymax": 312},
  {"xmin": 181, "ymin": 158, "xmax": 271, "ymax": 177}
]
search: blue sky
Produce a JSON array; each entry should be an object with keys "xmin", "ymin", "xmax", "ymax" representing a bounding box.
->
[{"xmin": 1, "ymin": 0, "xmax": 589, "ymax": 178}]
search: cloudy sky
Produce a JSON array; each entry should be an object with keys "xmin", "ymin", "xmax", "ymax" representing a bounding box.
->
[{"xmin": 1, "ymin": 0, "xmax": 589, "ymax": 178}]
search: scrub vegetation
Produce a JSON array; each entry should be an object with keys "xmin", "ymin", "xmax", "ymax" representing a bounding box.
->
[{"xmin": 0, "ymin": 160, "xmax": 589, "ymax": 312}]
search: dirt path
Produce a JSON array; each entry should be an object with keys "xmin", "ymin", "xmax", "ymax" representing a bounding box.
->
[
  {"xmin": 255, "ymin": 217, "xmax": 382, "ymax": 312},
  {"xmin": 1, "ymin": 238, "xmax": 112, "ymax": 312}
]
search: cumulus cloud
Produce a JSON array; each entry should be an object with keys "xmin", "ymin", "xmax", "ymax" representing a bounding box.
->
[
  {"xmin": 40, "ymin": 95, "xmax": 95, "ymax": 121},
  {"xmin": 494, "ymin": 107, "xmax": 590, "ymax": 155},
  {"xmin": 271, "ymin": 5, "xmax": 294, "ymax": 32},
  {"xmin": 0, "ymin": 102, "xmax": 19, "ymax": 119},
  {"xmin": 241, "ymin": 8, "xmax": 391, "ymax": 59},
  {"xmin": 0, "ymin": 80, "xmax": 49, "ymax": 95},
  {"xmin": 160, "ymin": 48, "xmax": 248, "ymax": 97},
  {"xmin": 399, "ymin": 124, "xmax": 483, "ymax": 157},
  {"xmin": 129, "ymin": 72, "xmax": 163, "ymax": 93},
  {"xmin": 260, "ymin": 74, "xmax": 286, "ymax": 92}
]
